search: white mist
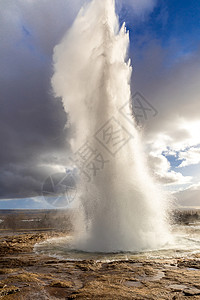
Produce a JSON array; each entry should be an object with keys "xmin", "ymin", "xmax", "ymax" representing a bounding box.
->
[{"xmin": 52, "ymin": 0, "xmax": 172, "ymax": 252}]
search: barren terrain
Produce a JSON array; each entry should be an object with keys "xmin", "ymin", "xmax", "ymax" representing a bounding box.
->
[{"xmin": 0, "ymin": 210, "xmax": 199, "ymax": 299}]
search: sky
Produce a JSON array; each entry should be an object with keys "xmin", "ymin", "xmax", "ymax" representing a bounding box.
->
[{"xmin": 0, "ymin": 0, "xmax": 200, "ymax": 209}]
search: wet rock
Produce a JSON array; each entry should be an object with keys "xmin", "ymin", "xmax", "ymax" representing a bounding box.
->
[{"xmin": 177, "ymin": 259, "xmax": 200, "ymax": 269}]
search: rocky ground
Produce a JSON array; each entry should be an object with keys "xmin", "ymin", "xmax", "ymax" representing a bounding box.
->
[{"xmin": 0, "ymin": 231, "xmax": 200, "ymax": 300}]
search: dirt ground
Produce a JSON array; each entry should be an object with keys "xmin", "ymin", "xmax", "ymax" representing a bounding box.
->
[{"xmin": 0, "ymin": 230, "xmax": 199, "ymax": 300}]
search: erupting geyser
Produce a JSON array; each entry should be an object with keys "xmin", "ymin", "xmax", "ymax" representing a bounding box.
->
[{"xmin": 51, "ymin": 0, "xmax": 172, "ymax": 252}]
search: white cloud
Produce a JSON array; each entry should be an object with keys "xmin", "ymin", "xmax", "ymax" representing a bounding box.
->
[
  {"xmin": 178, "ymin": 146, "xmax": 200, "ymax": 168},
  {"xmin": 132, "ymin": 39, "xmax": 200, "ymax": 195},
  {"xmin": 174, "ymin": 183, "xmax": 200, "ymax": 207},
  {"xmin": 148, "ymin": 153, "xmax": 192, "ymax": 185}
]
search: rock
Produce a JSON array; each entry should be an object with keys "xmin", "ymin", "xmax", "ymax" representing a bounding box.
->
[
  {"xmin": 0, "ymin": 285, "xmax": 20, "ymax": 297},
  {"xmin": 169, "ymin": 284, "xmax": 188, "ymax": 291},
  {"xmin": 183, "ymin": 288, "xmax": 200, "ymax": 296},
  {"xmin": 50, "ymin": 280, "xmax": 73, "ymax": 288}
]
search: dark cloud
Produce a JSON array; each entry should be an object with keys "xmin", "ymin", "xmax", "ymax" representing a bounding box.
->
[
  {"xmin": 0, "ymin": 58, "xmax": 71, "ymax": 198},
  {"xmin": 0, "ymin": 0, "xmax": 84, "ymax": 199},
  {"xmin": 131, "ymin": 38, "xmax": 200, "ymax": 142}
]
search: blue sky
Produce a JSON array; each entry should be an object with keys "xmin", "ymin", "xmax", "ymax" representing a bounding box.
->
[
  {"xmin": 126, "ymin": 0, "xmax": 200, "ymax": 61},
  {"xmin": 0, "ymin": 0, "xmax": 200, "ymax": 209},
  {"xmin": 129, "ymin": 0, "xmax": 200, "ymax": 42}
]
